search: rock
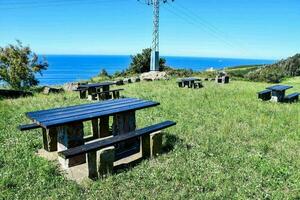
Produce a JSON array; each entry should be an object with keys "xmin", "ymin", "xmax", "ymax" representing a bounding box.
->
[
  {"xmin": 123, "ymin": 78, "xmax": 132, "ymax": 84},
  {"xmin": 43, "ymin": 86, "xmax": 64, "ymax": 95},
  {"xmin": 115, "ymin": 80, "xmax": 124, "ymax": 85},
  {"xmin": 131, "ymin": 77, "xmax": 140, "ymax": 83},
  {"xmin": 140, "ymin": 71, "xmax": 169, "ymax": 81}
]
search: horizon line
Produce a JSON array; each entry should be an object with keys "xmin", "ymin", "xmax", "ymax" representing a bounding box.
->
[{"xmin": 39, "ymin": 53, "xmax": 279, "ymax": 61}]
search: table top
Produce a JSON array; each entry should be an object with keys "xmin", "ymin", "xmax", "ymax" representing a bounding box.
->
[
  {"xmin": 266, "ymin": 85, "xmax": 293, "ymax": 92},
  {"xmin": 26, "ymin": 98, "xmax": 159, "ymax": 129},
  {"xmin": 180, "ymin": 77, "xmax": 201, "ymax": 82},
  {"xmin": 78, "ymin": 82, "xmax": 115, "ymax": 88}
]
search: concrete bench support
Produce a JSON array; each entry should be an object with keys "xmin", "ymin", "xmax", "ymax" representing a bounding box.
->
[
  {"xmin": 88, "ymin": 146, "xmax": 115, "ymax": 180},
  {"xmin": 57, "ymin": 122, "xmax": 86, "ymax": 168},
  {"xmin": 142, "ymin": 131, "xmax": 163, "ymax": 158}
]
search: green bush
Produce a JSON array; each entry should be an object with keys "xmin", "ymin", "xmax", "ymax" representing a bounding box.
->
[
  {"xmin": 127, "ymin": 48, "xmax": 166, "ymax": 73},
  {"xmin": 0, "ymin": 40, "xmax": 48, "ymax": 89},
  {"xmin": 246, "ymin": 54, "xmax": 300, "ymax": 83}
]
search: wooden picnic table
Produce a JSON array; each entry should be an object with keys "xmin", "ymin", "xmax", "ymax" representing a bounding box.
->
[
  {"xmin": 77, "ymin": 82, "xmax": 116, "ymax": 100},
  {"xmin": 25, "ymin": 98, "xmax": 160, "ymax": 167},
  {"xmin": 266, "ymin": 85, "xmax": 293, "ymax": 102},
  {"xmin": 177, "ymin": 77, "xmax": 201, "ymax": 88}
]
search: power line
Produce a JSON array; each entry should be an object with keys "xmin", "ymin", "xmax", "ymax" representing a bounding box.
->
[
  {"xmin": 137, "ymin": 0, "xmax": 174, "ymax": 71},
  {"xmin": 162, "ymin": 1, "xmax": 253, "ymax": 57}
]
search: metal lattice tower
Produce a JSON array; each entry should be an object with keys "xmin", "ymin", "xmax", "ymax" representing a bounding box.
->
[{"xmin": 139, "ymin": 0, "xmax": 174, "ymax": 71}]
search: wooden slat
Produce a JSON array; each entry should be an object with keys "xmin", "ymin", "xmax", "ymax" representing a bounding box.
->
[
  {"xmin": 36, "ymin": 99, "xmax": 146, "ymax": 123},
  {"xmin": 18, "ymin": 123, "xmax": 41, "ymax": 131},
  {"xmin": 59, "ymin": 121, "xmax": 176, "ymax": 159},
  {"xmin": 266, "ymin": 85, "xmax": 293, "ymax": 92},
  {"xmin": 42, "ymin": 101, "xmax": 159, "ymax": 128},
  {"xmin": 27, "ymin": 98, "xmax": 136, "ymax": 119},
  {"xmin": 78, "ymin": 82, "xmax": 115, "ymax": 88},
  {"xmin": 32, "ymin": 98, "xmax": 140, "ymax": 121}
]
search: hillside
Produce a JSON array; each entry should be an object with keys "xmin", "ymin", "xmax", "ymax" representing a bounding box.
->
[
  {"xmin": 1, "ymin": 78, "xmax": 299, "ymax": 199},
  {"xmin": 247, "ymin": 54, "xmax": 300, "ymax": 83}
]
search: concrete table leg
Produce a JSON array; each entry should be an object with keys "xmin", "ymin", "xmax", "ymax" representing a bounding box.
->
[
  {"xmin": 271, "ymin": 91, "xmax": 285, "ymax": 102},
  {"xmin": 57, "ymin": 122, "xmax": 86, "ymax": 168},
  {"xmin": 102, "ymin": 85, "xmax": 110, "ymax": 100},
  {"xmin": 88, "ymin": 88, "xmax": 97, "ymax": 101},
  {"xmin": 79, "ymin": 90, "xmax": 87, "ymax": 99},
  {"xmin": 99, "ymin": 117, "xmax": 111, "ymax": 138},
  {"xmin": 42, "ymin": 128, "xmax": 57, "ymax": 152},
  {"xmin": 112, "ymin": 111, "xmax": 139, "ymax": 160},
  {"xmin": 91, "ymin": 119, "xmax": 99, "ymax": 139}
]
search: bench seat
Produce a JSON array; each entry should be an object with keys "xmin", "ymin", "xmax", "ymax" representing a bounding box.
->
[
  {"xmin": 58, "ymin": 120, "xmax": 176, "ymax": 179},
  {"xmin": 18, "ymin": 123, "xmax": 40, "ymax": 131},
  {"xmin": 59, "ymin": 120, "xmax": 175, "ymax": 159},
  {"xmin": 284, "ymin": 92, "xmax": 300, "ymax": 103},
  {"xmin": 258, "ymin": 89, "xmax": 272, "ymax": 101}
]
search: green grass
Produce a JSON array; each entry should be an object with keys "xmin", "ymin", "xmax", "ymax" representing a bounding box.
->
[{"xmin": 1, "ymin": 78, "xmax": 300, "ymax": 199}]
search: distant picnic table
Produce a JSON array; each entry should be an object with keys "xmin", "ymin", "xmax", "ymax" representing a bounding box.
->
[
  {"xmin": 19, "ymin": 98, "xmax": 176, "ymax": 179},
  {"xmin": 258, "ymin": 84, "xmax": 299, "ymax": 103},
  {"xmin": 75, "ymin": 82, "xmax": 116, "ymax": 100},
  {"xmin": 177, "ymin": 77, "xmax": 202, "ymax": 88}
]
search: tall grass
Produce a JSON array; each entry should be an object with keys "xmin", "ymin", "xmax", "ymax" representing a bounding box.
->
[{"xmin": 0, "ymin": 79, "xmax": 299, "ymax": 199}]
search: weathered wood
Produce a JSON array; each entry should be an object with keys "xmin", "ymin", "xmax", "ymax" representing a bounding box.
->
[
  {"xmin": 142, "ymin": 131, "xmax": 162, "ymax": 158},
  {"xmin": 88, "ymin": 146, "xmax": 115, "ymax": 180},
  {"xmin": 96, "ymin": 89, "xmax": 124, "ymax": 100},
  {"xmin": 42, "ymin": 128, "xmax": 58, "ymax": 152},
  {"xmin": 112, "ymin": 111, "xmax": 138, "ymax": 160},
  {"xmin": 59, "ymin": 121, "xmax": 176, "ymax": 159},
  {"xmin": 57, "ymin": 122, "xmax": 85, "ymax": 168}
]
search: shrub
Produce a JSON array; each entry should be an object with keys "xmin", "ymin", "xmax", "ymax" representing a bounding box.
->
[
  {"xmin": 0, "ymin": 40, "xmax": 48, "ymax": 89},
  {"xmin": 127, "ymin": 48, "xmax": 166, "ymax": 73}
]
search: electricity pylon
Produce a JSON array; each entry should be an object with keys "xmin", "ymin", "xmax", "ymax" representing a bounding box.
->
[{"xmin": 138, "ymin": 0, "xmax": 174, "ymax": 71}]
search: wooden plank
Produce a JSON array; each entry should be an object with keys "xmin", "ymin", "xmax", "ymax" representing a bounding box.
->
[
  {"xmin": 42, "ymin": 101, "xmax": 160, "ymax": 128},
  {"xmin": 36, "ymin": 100, "xmax": 149, "ymax": 123},
  {"xmin": 78, "ymin": 82, "xmax": 115, "ymax": 89},
  {"xmin": 59, "ymin": 121, "xmax": 176, "ymax": 159},
  {"xmin": 266, "ymin": 85, "xmax": 293, "ymax": 92},
  {"xmin": 27, "ymin": 98, "xmax": 137, "ymax": 119},
  {"xmin": 18, "ymin": 123, "xmax": 40, "ymax": 131}
]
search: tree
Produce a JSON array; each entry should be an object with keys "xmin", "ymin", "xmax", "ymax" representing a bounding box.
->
[
  {"xmin": 128, "ymin": 48, "xmax": 166, "ymax": 73},
  {"xmin": 0, "ymin": 40, "xmax": 48, "ymax": 89}
]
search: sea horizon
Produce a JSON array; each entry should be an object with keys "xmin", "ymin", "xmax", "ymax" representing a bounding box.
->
[{"xmin": 34, "ymin": 55, "xmax": 276, "ymax": 86}]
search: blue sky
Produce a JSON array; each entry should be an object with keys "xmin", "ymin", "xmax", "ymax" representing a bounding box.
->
[{"xmin": 0, "ymin": 0, "xmax": 299, "ymax": 59}]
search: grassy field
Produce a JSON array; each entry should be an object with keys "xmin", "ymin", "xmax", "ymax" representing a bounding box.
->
[{"xmin": 0, "ymin": 79, "xmax": 300, "ymax": 199}]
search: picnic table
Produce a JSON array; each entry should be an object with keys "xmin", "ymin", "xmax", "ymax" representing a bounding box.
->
[
  {"xmin": 266, "ymin": 85, "xmax": 293, "ymax": 102},
  {"xmin": 22, "ymin": 98, "xmax": 161, "ymax": 168},
  {"xmin": 76, "ymin": 82, "xmax": 116, "ymax": 100},
  {"xmin": 177, "ymin": 77, "xmax": 201, "ymax": 88}
]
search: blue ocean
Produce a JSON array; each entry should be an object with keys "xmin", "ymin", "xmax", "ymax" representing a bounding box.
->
[{"xmin": 36, "ymin": 55, "xmax": 276, "ymax": 85}]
